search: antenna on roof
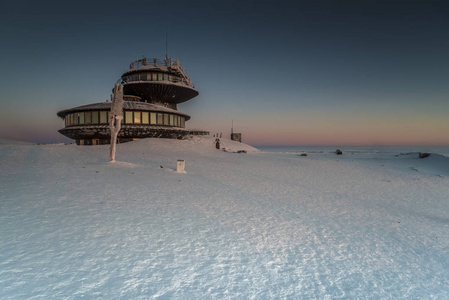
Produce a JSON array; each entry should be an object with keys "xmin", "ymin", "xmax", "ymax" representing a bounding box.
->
[{"xmin": 165, "ymin": 31, "xmax": 169, "ymax": 65}]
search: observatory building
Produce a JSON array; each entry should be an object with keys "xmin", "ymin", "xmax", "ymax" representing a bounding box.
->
[{"xmin": 57, "ymin": 56, "xmax": 198, "ymax": 145}]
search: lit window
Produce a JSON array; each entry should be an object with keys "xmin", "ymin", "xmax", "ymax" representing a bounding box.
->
[
  {"xmin": 157, "ymin": 113, "xmax": 163, "ymax": 125},
  {"xmin": 134, "ymin": 111, "xmax": 141, "ymax": 124},
  {"xmin": 100, "ymin": 111, "xmax": 107, "ymax": 124},
  {"xmin": 125, "ymin": 111, "xmax": 133, "ymax": 124},
  {"xmin": 158, "ymin": 73, "xmax": 163, "ymax": 81},
  {"xmin": 170, "ymin": 115, "xmax": 174, "ymax": 126},
  {"xmin": 152, "ymin": 73, "xmax": 157, "ymax": 81},
  {"xmin": 79, "ymin": 112, "xmax": 85, "ymax": 124},
  {"xmin": 150, "ymin": 112, "xmax": 156, "ymax": 124},
  {"xmin": 163, "ymin": 73, "xmax": 168, "ymax": 81},
  {"xmin": 163, "ymin": 114, "xmax": 169, "ymax": 125},
  {"xmin": 142, "ymin": 112, "xmax": 149, "ymax": 124},
  {"xmin": 92, "ymin": 111, "xmax": 99, "ymax": 124},
  {"xmin": 85, "ymin": 111, "xmax": 91, "ymax": 124}
]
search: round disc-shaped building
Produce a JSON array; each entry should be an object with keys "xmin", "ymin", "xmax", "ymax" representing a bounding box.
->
[
  {"xmin": 57, "ymin": 57, "xmax": 198, "ymax": 145},
  {"xmin": 122, "ymin": 58, "xmax": 198, "ymax": 108}
]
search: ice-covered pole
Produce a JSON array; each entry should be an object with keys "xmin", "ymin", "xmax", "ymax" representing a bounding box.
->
[
  {"xmin": 177, "ymin": 160, "xmax": 186, "ymax": 173},
  {"xmin": 109, "ymin": 83, "xmax": 124, "ymax": 162}
]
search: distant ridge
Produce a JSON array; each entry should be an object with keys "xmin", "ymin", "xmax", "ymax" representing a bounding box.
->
[{"xmin": 0, "ymin": 137, "xmax": 34, "ymax": 145}]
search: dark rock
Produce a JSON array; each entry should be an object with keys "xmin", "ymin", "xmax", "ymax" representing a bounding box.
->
[
  {"xmin": 300, "ymin": 153, "xmax": 308, "ymax": 156},
  {"xmin": 335, "ymin": 149, "xmax": 343, "ymax": 155},
  {"xmin": 419, "ymin": 152, "xmax": 430, "ymax": 159}
]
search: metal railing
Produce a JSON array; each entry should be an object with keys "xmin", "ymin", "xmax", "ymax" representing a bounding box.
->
[{"xmin": 129, "ymin": 58, "xmax": 169, "ymax": 69}]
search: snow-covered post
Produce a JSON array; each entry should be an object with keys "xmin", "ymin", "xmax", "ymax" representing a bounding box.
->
[
  {"xmin": 110, "ymin": 83, "xmax": 124, "ymax": 162},
  {"xmin": 177, "ymin": 160, "xmax": 186, "ymax": 173}
]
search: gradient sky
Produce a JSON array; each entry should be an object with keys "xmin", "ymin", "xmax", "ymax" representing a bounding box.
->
[{"xmin": 1, "ymin": 0, "xmax": 448, "ymax": 146}]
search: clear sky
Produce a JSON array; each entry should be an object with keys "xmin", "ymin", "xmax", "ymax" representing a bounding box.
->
[{"xmin": 1, "ymin": 0, "xmax": 448, "ymax": 146}]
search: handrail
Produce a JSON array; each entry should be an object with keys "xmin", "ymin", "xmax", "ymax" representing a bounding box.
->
[{"xmin": 130, "ymin": 58, "xmax": 169, "ymax": 69}]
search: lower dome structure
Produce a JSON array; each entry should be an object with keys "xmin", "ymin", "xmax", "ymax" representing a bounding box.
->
[{"xmin": 57, "ymin": 100, "xmax": 191, "ymax": 145}]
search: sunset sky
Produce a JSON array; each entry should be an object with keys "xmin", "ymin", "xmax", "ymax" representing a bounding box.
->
[{"xmin": 1, "ymin": 0, "xmax": 448, "ymax": 146}]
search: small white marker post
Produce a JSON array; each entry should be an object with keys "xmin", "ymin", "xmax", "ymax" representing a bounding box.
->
[{"xmin": 177, "ymin": 160, "xmax": 186, "ymax": 173}]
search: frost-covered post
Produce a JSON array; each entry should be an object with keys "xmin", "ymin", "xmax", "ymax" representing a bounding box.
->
[
  {"xmin": 110, "ymin": 83, "xmax": 124, "ymax": 162},
  {"xmin": 177, "ymin": 160, "xmax": 186, "ymax": 173}
]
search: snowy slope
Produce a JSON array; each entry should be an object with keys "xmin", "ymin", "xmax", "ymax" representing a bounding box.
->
[{"xmin": 1, "ymin": 138, "xmax": 448, "ymax": 299}]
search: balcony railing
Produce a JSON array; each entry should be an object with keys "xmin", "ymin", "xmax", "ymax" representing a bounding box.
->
[{"xmin": 129, "ymin": 58, "xmax": 170, "ymax": 69}]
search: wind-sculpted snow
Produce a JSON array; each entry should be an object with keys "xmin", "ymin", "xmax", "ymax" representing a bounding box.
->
[{"xmin": 1, "ymin": 138, "xmax": 448, "ymax": 299}]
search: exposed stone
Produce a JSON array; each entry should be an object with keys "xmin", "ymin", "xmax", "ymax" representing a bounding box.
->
[{"xmin": 419, "ymin": 152, "xmax": 430, "ymax": 159}]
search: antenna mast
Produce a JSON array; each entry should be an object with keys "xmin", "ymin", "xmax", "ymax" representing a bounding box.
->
[{"xmin": 165, "ymin": 31, "xmax": 169, "ymax": 65}]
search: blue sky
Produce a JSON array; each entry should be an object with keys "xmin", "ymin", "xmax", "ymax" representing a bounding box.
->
[{"xmin": 1, "ymin": 0, "xmax": 448, "ymax": 145}]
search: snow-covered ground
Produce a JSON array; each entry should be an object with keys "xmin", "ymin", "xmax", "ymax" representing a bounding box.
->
[{"xmin": 1, "ymin": 136, "xmax": 448, "ymax": 299}]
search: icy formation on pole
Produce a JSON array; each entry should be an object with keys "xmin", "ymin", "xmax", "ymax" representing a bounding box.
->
[{"xmin": 57, "ymin": 56, "xmax": 199, "ymax": 145}]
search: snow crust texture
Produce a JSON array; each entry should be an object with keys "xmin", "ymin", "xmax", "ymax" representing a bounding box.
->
[{"xmin": 1, "ymin": 137, "xmax": 448, "ymax": 299}]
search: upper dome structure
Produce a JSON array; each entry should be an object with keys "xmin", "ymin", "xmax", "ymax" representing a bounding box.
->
[{"xmin": 121, "ymin": 57, "xmax": 199, "ymax": 109}]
